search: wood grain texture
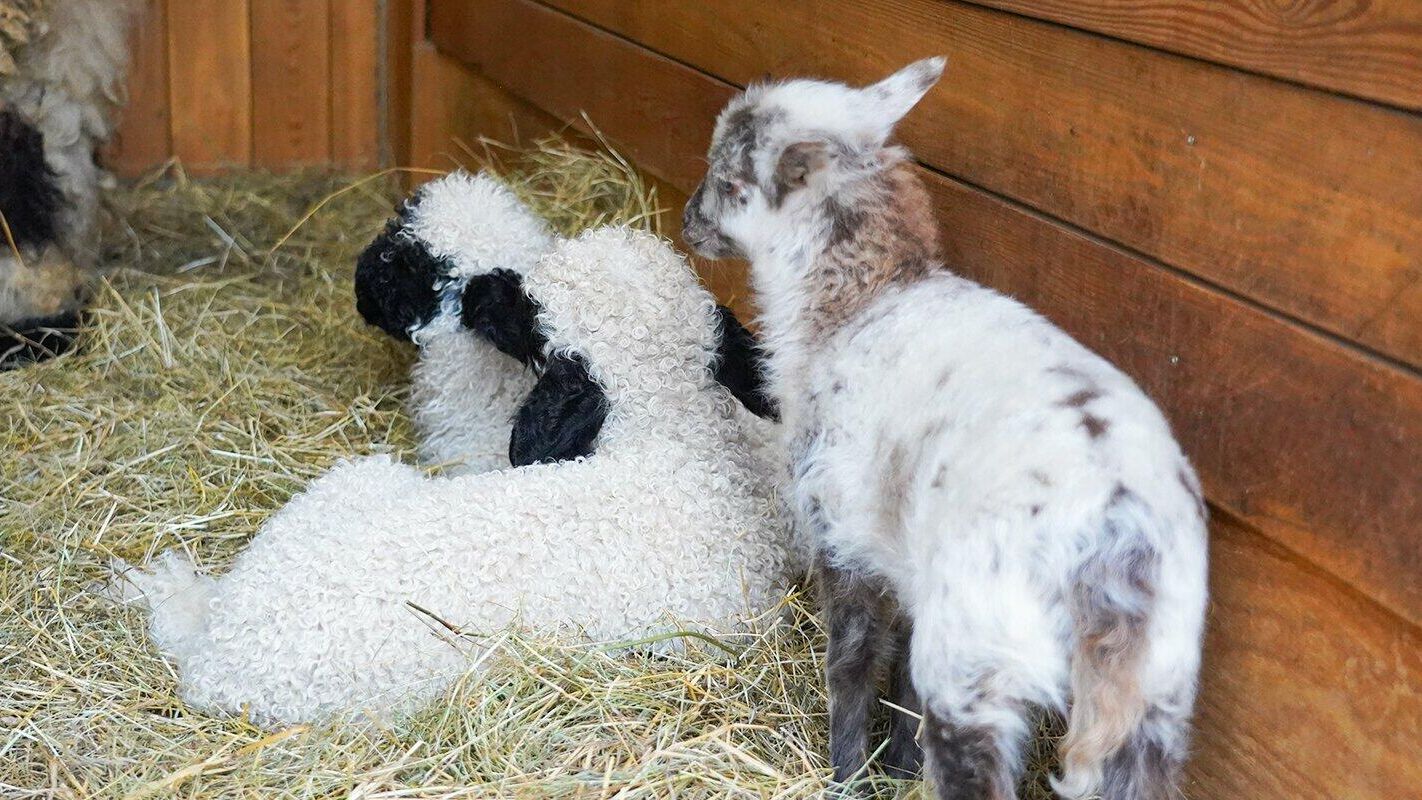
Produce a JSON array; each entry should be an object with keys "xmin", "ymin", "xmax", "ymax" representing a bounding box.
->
[
  {"xmin": 1189, "ymin": 515, "xmax": 1422, "ymax": 799},
  {"xmin": 110, "ymin": 0, "xmax": 170, "ymax": 176},
  {"xmin": 385, "ymin": 0, "xmax": 419, "ymax": 170},
  {"xmin": 250, "ymin": 0, "xmax": 332, "ymax": 167},
  {"xmin": 167, "ymin": 0, "xmax": 252, "ymax": 171},
  {"xmin": 329, "ymin": 0, "xmax": 381, "ymax": 169},
  {"xmin": 531, "ymin": 0, "xmax": 1422, "ymax": 371},
  {"xmin": 969, "ymin": 0, "xmax": 1422, "ymax": 112},
  {"xmin": 428, "ymin": 0, "xmax": 1422, "ymax": 629}
]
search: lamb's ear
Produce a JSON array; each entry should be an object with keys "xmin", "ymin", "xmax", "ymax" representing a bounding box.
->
[
  {"xmin": 772, "ymin": 141, "xmax": 831, "ymax": 203},
  {"xmin": 859, "ymin": 56, "xmax": 945, "ymax": 143},
  {"xmin": 461, "ymin": 268, "xmax": 546, "ymax": 365},
  {"xmin": 509, "ymin": 352, "xmax": 609, "ymax": 467},
  {"xmin": 712, "ymin": 305, "xmax": 779, "ymax": 420}
]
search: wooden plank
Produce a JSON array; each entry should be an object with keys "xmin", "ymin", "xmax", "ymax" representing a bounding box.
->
[
  {"xmin": 384, "ymin": 0, "xmax": 419, "ymax": 170},
  {"xmin": 110, "ymin": 0, "xmax": 170, "ymax": 176},
  {"xmin": 521, "ymin": 0, "xmax": 1422, "ymax": 371},
  {"xmin": 250, "ymin": 0, "xmax": 332, "ymax": 168},
  {"xmin": 167, "ymin": 0, "xmax": 252, "ymax": 171},
  {"xmin": 328, "ymin": 0, "xmax": 381, "ymax": 170},
  {"xmin": 428, "ymin": 0, "xmax": 1422, "ymax": 629},
  {"xmin": 968, "ymin": 0, "xmax": 1422, "ymax": 112},
  {"xmin": 1187, "ymin": 515, "xmax": 1422, "ymax": 799}
]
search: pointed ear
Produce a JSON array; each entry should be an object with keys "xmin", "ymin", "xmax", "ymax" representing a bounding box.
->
[
  {"xmin": 509, "ymin": 352, "xmax": 609, "ymax": 467},
  {"xmin": 860, "ymin": 56, "xmax": 945, "ymax": 142},
  {"xmin": 772, "ymin": 140, "xmax": 831, "ymax": 204},
  {"xmin": 712, "ymin": 305, "xmax": 779, "ymax": 420}
]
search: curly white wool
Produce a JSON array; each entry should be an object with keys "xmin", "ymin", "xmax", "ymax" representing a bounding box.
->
[
  {"xmin": 400, "ymin": 172, "xmax": 552, "ymax": 472},
  {"xmin": 112, "ymin": 228, "xmax": 800, "ymax": 726}
]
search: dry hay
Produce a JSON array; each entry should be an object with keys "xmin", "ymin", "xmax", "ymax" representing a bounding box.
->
[{"xmin": 0, "ymin": 140, "xmax": 1061, "ymax": 798}]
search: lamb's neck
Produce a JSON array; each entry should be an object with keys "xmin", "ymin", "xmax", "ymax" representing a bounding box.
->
[{"xmin": 752, "ymin": 163, "xmax": 942, "ymax": 400}]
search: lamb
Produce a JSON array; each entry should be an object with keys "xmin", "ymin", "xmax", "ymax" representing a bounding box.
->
[
  {"xmin": 682, "ymin": 58, "xmax": 1208, "ymax": 800},
  {"xmin": 109, "ymin": 222, "xmax": 801, "ymax": 726},
  {"xmin": 1, "ymin": 0, "xmax": 137, "ymax": 366}
]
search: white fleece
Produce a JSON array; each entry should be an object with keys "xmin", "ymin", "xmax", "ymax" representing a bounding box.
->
[{"xmin": 111, "ymin": 227, "xmax": 801, "ymax": 726}]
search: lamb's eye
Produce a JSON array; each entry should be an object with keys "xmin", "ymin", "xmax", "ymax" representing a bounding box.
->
[{"xmin": 718, "ymin": 179, "xmax": 740, "ymax": 199}]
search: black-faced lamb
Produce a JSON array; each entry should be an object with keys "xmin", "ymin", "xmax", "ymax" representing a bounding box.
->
[
  {"xmin": 1, "ymin": 0, "xmax": 136, "ymax": 366},
  {"xmin": 683, "ymin": 58, "xmax": 1208, "ymax": 800}
]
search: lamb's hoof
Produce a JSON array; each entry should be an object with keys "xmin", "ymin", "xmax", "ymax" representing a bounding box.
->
[{"xmin": 0, "ymin": 310, "xmax": 81, "ymax": 369}]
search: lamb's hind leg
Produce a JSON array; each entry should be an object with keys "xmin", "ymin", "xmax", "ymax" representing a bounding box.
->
[
  {"xmin": 881, "ymin": 615, "xmax": 923, "ymax": 779},
  {"xmin": 818, "ymin": 557, "xmax": 894, "ymax": 788},
  {"xmin": 1053, "ymin": 511, "xmax": 1192, "ymax": 800}
]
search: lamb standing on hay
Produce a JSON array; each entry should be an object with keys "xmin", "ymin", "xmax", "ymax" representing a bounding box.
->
[
  {"xmin": 1, "ymin": 0, "xmax": 136, "ymax": 366},
  {"xmin": 684, "ymin": 58, "xmax": 1208, "ymax": 799},
  {"xmin": 111, "ymin": 224, "xmax": 800, "ymax": 726}
]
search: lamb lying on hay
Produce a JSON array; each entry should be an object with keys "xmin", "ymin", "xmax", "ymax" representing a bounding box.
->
[
  {"xmin": 109, "ymin": 173, "xmax": 802, "ymax": 726},
  {"xmin": 1, "ymin": 0, "xmax": 136, "ymax": 366}
]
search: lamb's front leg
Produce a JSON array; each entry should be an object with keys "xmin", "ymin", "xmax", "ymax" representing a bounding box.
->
[
  {"xmin": 819, "ymin": 556, "xmax": 894, "ymax": 789},
  {"xmin": 881, "ymin": 616, "xmax": 923, "ymax": 779}
]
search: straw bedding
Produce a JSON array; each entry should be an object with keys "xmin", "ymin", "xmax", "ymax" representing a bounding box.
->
[{"xmin": 0, "ymin": 142, "xmax": 1059, "ymax": 798}]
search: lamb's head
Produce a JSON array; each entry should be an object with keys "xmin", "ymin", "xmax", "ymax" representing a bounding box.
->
[
  {"xmin": 354, "ymin": 171, "xmax": 552, "ymax": 343},
  {"xmin": 490, "ymin": 227, "xmax": 775, "ymax": 466},
  {"xmin": 682, "ymin": 57, "xmax": 944, "ymax": 262}
]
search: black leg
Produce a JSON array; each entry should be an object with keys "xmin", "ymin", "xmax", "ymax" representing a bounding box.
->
[
  {"xmin": 819, "ymin": 558, "xmax": 891, "ymax": 788},
  {"xmin": 922, "ymin": 703, "xmax": 1025, "ymax": 800},
  {"xmin": 880, "ymin": 617, "xmax": 922, "ymax": 779}
]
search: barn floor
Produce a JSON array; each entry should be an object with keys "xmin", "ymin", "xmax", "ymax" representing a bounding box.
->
[{"xmin": 0, "ymin": 144, "xmax": 1057, "ymax": 798}]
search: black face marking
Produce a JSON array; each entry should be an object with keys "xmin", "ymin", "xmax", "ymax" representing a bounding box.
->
[
  {"xmin": 711, "ymin": 305, "xmax": 778, "ymax": 419},
  {"xmin": 461, "ymin": 269, "xmax": 546, "ymax": 366},
  {"xmin": 354, "ymin": 201, "xmax": 447, "ymax": 341},
  {"xmin": 0, "ymin": 109, "xmax": 65, "ymax": 249},
  {"xmin": 509, "ymin": 352, "xmax": 608, "ymax": 467},
  {"xmin": 0, "ymin": 309, "xmax": 81, "ymax": 369}
]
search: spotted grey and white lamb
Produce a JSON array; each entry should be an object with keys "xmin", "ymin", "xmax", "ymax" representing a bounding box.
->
[{"xmin": 683, "ymin": 58, "xmax": 1208, "ymax": 800}]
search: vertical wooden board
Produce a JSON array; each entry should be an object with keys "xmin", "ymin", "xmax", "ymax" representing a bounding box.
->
[
  {"xmin": 329, "ymin": 0, "xmax": 380, "ymax": 170},
  {"xmin": 1188, "ymin": 517, "xmax": 1422, "ymax": 799},
  {"xmin": 385, "ymin": 0, "xmax": 418, "ymax": 169},
  {"xmin": 110, "ymin": 0, "xmax": 170, "ymax": 176},
  {"xmin": 167, "ymin": 0, "xmax": 252, "ymax": 171},
  {"xmin": 250, "ymin": 0, "xmax": 332, "ymax": 168}
]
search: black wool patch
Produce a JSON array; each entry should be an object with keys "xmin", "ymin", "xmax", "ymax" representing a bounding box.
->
[
  {"xmin": 0, "ymin": 109, "xmax": 65, "ymax": 249},
  {"xmin": 712, "ymin": 305, "xmax": 779, "ymax": 419},
  {"xmin": 460, "ymin": 268, "xmax": 546, "ymax": 366},
  {"xmin": 0, "ymin": 309, "xmax": 82, "ymax": 369},
  {"xmin": 353, "ymin": 204, "xmax": 449, "ymax": 341},
  {"xmin": 509, "ymin": 352, "xmax": 608, "ymax": 467}
]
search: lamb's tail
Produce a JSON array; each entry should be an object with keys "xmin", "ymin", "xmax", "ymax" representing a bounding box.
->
[{"xmin": 102, "ymin": 550, "xmax": 216, "ymax": 661}]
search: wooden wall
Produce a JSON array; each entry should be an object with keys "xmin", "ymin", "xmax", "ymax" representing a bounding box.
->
[
  {"xmin": 110, "ymin": 0, "xmax": 403, "ymax": 175},
  {"xmin": 407, "ymin": 1, "xmax": 1422, "ymax": 798}
]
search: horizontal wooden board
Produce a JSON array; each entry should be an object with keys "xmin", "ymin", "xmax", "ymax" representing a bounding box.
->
[
  {"xmin": 969, "ymin": 0, "xmax": 1422, "ymax": 112},
  {"xmin": 1188, "ymin": 515, "xmax": 1422, "ymax": 799},
  {"xmin": 429, "ymin": 0, "xmax": 1422, "ymax": 627},
  {"xmin": 526, "ymin": 0, "xmax": 1422, "ymax": 371}
]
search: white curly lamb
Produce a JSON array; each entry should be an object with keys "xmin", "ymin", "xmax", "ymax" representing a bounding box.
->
[{"xmin": 111, "ymin": 226, "xmax": 801, "ymax": 726}]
